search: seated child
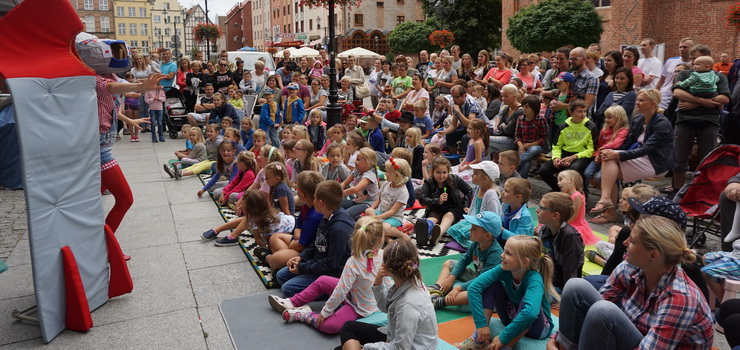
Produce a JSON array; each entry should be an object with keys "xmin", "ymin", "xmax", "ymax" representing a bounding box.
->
[
  {"xmin": 365, "ymin": 158, "xmax": 412, "ymax": 241},
  {"xmin": 447, "ymin": 161, "xmax": 502, "ymax": 248},
  {"xmin": 176, "ymin": 127, "xmax": 207, "ymax": 168},
  {"xmin": 389, "ymin": 148, "xmax": 417, "ymax": 208},
  {"xmin": 536, "ymin": 192, "xmax": 584, "ymax": 291},
  {"xmin": 276, "ymin": 180, "xmax": 355, "ymax": 297},
  {"xmin": 317, "ymin": 124, "xmax": 346, "ymax": 157},
  {"xmin": 412, "ymin": 100, "xmax": 433, "ymax": 139},
  {"xmin": 228, "ymin": 89, "xmax": 245, "ymax": 111},
  {"xmin": 341, "ymin": 147, "xmax": 380, "ymax": 220},
  {"xmin": 457, "ymin": 235, "xmax": 557, "ymax": 349},
  {"xmin": 239, "ymin": 71, "xmax": 255, "ymax": 95},
  {"xmin": 344, "ymin": 132, "xmax": 366, "ymax": 172},
  {"xmin": 250, "ymin": 129, "xmax": 268, "ymax": 156},
  {"xmin": 405, "ymin": 127, "xmax": 424, "ymax": 180},
  {"xmin": 168, "ymin": 124, "xmax": 223, "ymax": 179},
  {"xmin": 240, "ymin": 117, "xmax": 255, "ymax": 151},
  {"xmin": 321, "ymin": 143, "xmax": 351, "ymax": 183},
  {"xmin": 359, "ymin": 115, "xmax": 385, "ymax": 154},
  {"xmin": 498, "ymin": 178, "xmax": 534, "ymax": 247},
  {"xmin": 197, "ymin": 141, "xmax": 239, "ymax": 198},
  {"xmin": 174, "ymin": 124, "xmax": 193, "ymax": 160},
  {"xmin": 496, "ymin": 150, "xmax": 521, "ymax": 190},
  {"xmin": 202, "ymin": 190, "xmax": 295, "ymax": 247},
  {"xmin": 420, "ymin": 143, "xmax": 442, "ymax": 183},
  {"xmin": 428, "ymin": 212, "xmax": 504, "ymax": 311},
  {"xmin": 216, "ymin": 151, "xmax": 257, "ymax": 205},
  {"xmin": 254, "ymin": 171, "xmax": 325, "ymax": 271},
  {"xmin": 220, "ymin": 116, "xmax": 233, "ymax": 135},
  {"xmin": 268, "ymin": 217, "xmax": 387, "ymax": 334},
  {"xmin": 557, "ymin": 170, "xmax": 600, "ymax": 246},
  {"xmin": 416, "ymin": 156, "xmax": 473, "ymax": 247}
]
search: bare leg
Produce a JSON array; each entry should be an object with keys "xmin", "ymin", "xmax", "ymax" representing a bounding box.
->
[
  {"xmin": 269, "ymin": 233, "xmax": 292, "ymax": 252},
  {"xmin": 434, "ymin": 260, "xmax": 453, "ymax": 286},
  {"xmin": 131, "ymin": 109, "xmax": 139, "ymax": 139},
  {"xmin": 212, "ymin": 218, "xmax": 242, "ymax": 234},
  {"xmin": 594, "ymin": 159, "xmax": 622, "ymax": 210},
  {"xmin": 607, "ymin": 225, "xmax": 621, "ymax": 244},
  {"xmin": 383, "ymin": 223, "xmax": 411, "ymax": 241},
  {"xmin": 342, "ymin": 340, "xmax": 362, "ymax": 350},
  {"xmin": 439, "ymin": 212, "xmax": 455, "ymax": 233},
  {"xmin": 266, "ymin": 249, "xmax": 300, "ymax": 270},
  {"xmin": 187, "ymin": 115, "xmax": 198, "ymax": 127}
]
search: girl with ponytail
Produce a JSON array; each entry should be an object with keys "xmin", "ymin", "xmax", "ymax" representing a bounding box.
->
[{"xmin": 458, "ymin": 235, "xmax": 556, "ymax": 350}]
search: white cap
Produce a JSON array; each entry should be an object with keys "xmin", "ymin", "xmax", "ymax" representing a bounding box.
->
[{"xmin": 469, "ymin": 161, "xmax": 500, "ymax": 183}]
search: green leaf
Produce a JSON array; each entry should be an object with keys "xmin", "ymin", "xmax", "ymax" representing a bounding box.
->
[{"xmin": 506, "ymin": 0, "xmax": 603, "ymax": 52}]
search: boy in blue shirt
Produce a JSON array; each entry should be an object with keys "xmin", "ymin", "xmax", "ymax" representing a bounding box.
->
[
  {"xmin": 412, "ymin": 99, "xmax": 433, "ymax": 139},
  {"xmin": 498, "ymin": 177, "xmax": 534, "ymax": 248},
  {"xmin": 427, "ymin": 212, "xmax": 503, "ymax": 310},
  {"xmin": 359, "ymin": 115, "xmax": 385, "ymax": 153}
]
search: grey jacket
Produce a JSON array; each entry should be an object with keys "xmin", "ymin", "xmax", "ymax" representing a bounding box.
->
[{"xmin": 365, "ymin": 281, "xmax": 438, "ymax": 350}]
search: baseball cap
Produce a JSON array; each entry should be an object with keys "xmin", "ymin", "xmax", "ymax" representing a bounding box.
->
[
  {"xmin": 552, "ymin": 72, "xmax": 575, "ymax": 84},
  {"xmin": 469, "ymin": 161, "xmax": 500, "ymax": 183},
  {"xmin": 287, "ymin": 82, "xmax": 300, "ymax": 90},
  {"xmin": 627, "ymin": 196, "xmax": 687, "ymax": 229},
  {"xmin": 399, "ymin": 111, "xmax": 414, "ymax": 124},
  {"xmin": 464, "ymin": 212, "xmax": 503, "ymax": 237},
  {"xmin": 261, "ymin": 87, "xmax": 274, "ymax": 95}
]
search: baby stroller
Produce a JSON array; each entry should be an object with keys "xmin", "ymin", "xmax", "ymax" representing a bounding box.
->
[
  {"xmin": 676, "ymin": 145, "xmax": 740, "ymax": 248},
  {"xmin": 163, "ymin": 88, "xmax": 188, "ymax": 139}
]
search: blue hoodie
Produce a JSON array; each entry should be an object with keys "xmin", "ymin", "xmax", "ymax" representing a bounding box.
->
[{"xmin": 298, "ymin": 207, "xmax": 355, "ymax": 276}]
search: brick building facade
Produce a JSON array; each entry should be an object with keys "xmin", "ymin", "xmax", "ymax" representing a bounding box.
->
[
  {"xmin": 70, "ymin": 0, "xmax": 116, "ymax": 39},
  {"xmin": 224, "ymin": 2, "xmax": 254, "ymax": 51},
  {"xmin": 502, "ymin": 0, "xmax": 740, "ymax": 60}
]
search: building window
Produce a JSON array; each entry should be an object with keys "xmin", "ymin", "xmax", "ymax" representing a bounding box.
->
[
  {"xmin": 129, "ymin": 23, "xmax": 137, "ymax": 35},
  {"xmin": 591, "ymin": 0, "xmax": 610, "ymax": 7},
  {"xmin": 116, "ymin": 6, "xmax": 124, "ymax": 16},
  {"xmin": 309, "ymin": 19, "xmax": 312, "ymax": 30},
  {"xmin": 354, "ymin": 14, "xmax": 363, "ymax": 27},
  {"xmin": 84, "ymin": 0, "xmax": 93, "ymax": 10},
  {"xmin": 99, "ymin": 0, "xmax": 108, "ymax": 11},
  {"xmin": 100, "ymin": 16, "xmax": 110, "ymax": 32},
  {"xmin": 118, "ymin": 23, "xmax": 126, "ymax": 35},
  {"xmin": 128, "ymin": 7, "xmax": 135, "ymax": 17},
  {"xmin": 301, "ymin": 21, "xmax": 304, "ymax": 32},
  {"xmin": 376, "ymin": 1, "xmax": 384, "ymax": 6},
  {"xmin": 164, "ymin": 2, "xmax": 170, "ymax": 10},
  {"xmin": 154, "ymin": 27, "xmax": 161, "ymax": 36},
  {"xmin": 165, "ymin": 28, "xmax": 170, "ymax": 36},
  {"xmin": 174, "ymin": 16, "xmax": 180, "ymax": 23},
  {"xmin": 84, "ymin": 15, "xmax": 95, "ymax": 31},
  {"xmin": 142, "ymin": 40, "xmax": 149, "ymax": 48},
  {"xmin": 396, "ymin": 15, "xmax": 404, "ymax": 24},
  {"xmin": 141, "ymin": 23, "xmax": 148, "ymax": 35},
  {"xmin": 154, "ymin": 15, "xmax": 160, "ymax": 23},
  {"xmin": 130, "ymin": 40, "xmax": 137, "ymax": 48},
  {"xmin": 139, "ymin": 7, "xmax": 146, "ymax": 17}
]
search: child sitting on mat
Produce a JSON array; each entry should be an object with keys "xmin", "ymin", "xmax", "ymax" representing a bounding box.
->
[
  {"xmin": 336, "ymin": 240, "xmax": 438, "ymax": 350},
  {"xmin": 498, "ymin": 178, "xmax": 534, "ymax": 247},
  {"xmin": 427, "ymin": 212, "xmax": 503, "ymax": 311},
  {"xmin": 536, "ymin": 192, "xmax": 584, "ymax": 292},
  {"xmin": 447, "ymin": 161, "xmax": 502, "ymax": 248},
  {"xmin": 457, "ymin": 235, "xmax": 557, "ymax": 350},
  {"xmin": 268, "ymin": 217, "xmax": 388, "ymax": 334}
]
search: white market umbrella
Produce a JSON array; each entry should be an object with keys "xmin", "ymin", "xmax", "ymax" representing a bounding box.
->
[
  {"xmin": 337, "ymin": 47, "xmax": 379, "ymax": 59},
  {"xmin": 272, "ymin": 47, "xmax": 299, "ymax": 58},
  {"xmin": 292, "ymin": 47, "xmax": 319, "ymax": 58}
]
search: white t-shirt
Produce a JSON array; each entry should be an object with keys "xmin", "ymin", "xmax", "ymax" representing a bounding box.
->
[
  {"xmin": 378, "ymin": 182, "xmax": 409, "ymax": 222},
  {"xmin": 638, "ymin": 56, "xmax": 663, "ymax": 90},
  {"xmin": 350, "ymin": 169, "xmax": 379, "ymax": 204},
  {"xmin": 659, "ymin": 57, "xmax": 692, "ymax": 109}
]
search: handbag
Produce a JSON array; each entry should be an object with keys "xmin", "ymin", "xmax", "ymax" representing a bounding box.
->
[{"xmin": 355, "ymin": 84, "xmax": 371, "ymax": 99}]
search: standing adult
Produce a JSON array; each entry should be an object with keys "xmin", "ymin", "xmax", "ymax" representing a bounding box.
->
[
  {"xmin": 622, "ymin": 46, "xmax": 644, "ymax": 89},
  {"xmin": 184, "ymin": 60, "xmax": 205, "ymax": 112},
  {"xmin": 542, "ymin": 47, "xmax": 571, "ymax": 97},
  {"xmin": 402, "ymin": 74, "xmax": 430, "ymax": 117},
  {"xmin": 416, "ymin": 50, "xmax": 430, "ymax": 78},
  {"xmin": 671, "ymin": 44, "xmax": 730, "ymax": 195},
  {"xmin": 130, "ymin": 54, "xmax": 152, "ymax": 127},
  {"xmin": 176, "ymin": 57, "xmax": 191, "ymax": 91},
  {"xmin": 513, "ymin": 56, "xmax": 542, "ymax": 94},
  {"xmin": 595, "ymin": 67, "xmax": 636, "ymax": 122},
  {"xmin": 318, "ymin": 48, "xmax": 329, "ymax": 66},
  {"xmin": 159, "ymin": 49, "xmax": 178, "ymax": 90},
  {"xmin": 450, "ymin": 45, "xmax": 462, "ymax": 71},
  {"xmin": 434, "ymin": 56, "xmax": 457, "ymax": 96},
  {"xmin": 232, "ymin": 58, "xmax": 245, "ymax": 86},
  {"xmin": 473, "ymin": 50, "xmax": 492, "ymax": 85},
  {"xmin": 656, "ymin": 37, "xmax": 695, "ymax": 109},
  {"xmin": 483, "ymin": 54, "xmax": 512, "ymax": 89},
  {"xmin": 568, "ymin": 47, "xmax": 599, "ymax": 110},
  {"xmin": 344, "ymin": 55, "xmax": 365, "ymax": 102},
  {"xmin": 638, "ymin": 38, "xmax": 663, "ymax": 90},
  {"xmin": 297, "ymin": 57, "xmax": 312, "ymax": 82},
  {"xmin": 252, "ymin": 60, "xmax": 268, "ymax": 93},
  {"xmin": 276, "ymin": 49, "xmax": 292, "ymax": 70},
  {"xmin": 442, "ymin": 85, "xmax": 482, "ymax": 154},
  {"xmin": 713, "ymin": 52, "xmax": 732, "ymax": 76},
  {"xmin": 595, "ymin": 51, "xmax": 625, "ymax": 125},
  {"xmin": 193, "ymin": 51, "xmax": 204, "ymax": 62},
  {"xmin": 591, "ymin": 89, "xmax": 675, "ymax": 214},
  {"xmin": 456, "ymin": 54, "xmax": 476, "ymax": 82},
  {"xmin": 368, "ymin": 59, "xmax": 384, "ymax": 108},
  {"xmin": 551, "ymin": 215, "xmax": 713, "ymax": 350},
  {"xmin": 275, "ymin": 61, "xmax": 296, "ymax": 89},
  {"xmin": 213, "ymin": 59, "xmax": 234, "ymax": 93}
]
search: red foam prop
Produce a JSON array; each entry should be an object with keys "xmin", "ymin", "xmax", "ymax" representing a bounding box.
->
[
  {"xmin": 104, "ymin": 225, "xmax": 133, "ymax": 298},
  {"xmin": 60, "ymin": 247, "xmax": 93, "ymax": 332},
  {"xmin": 0, "ymin": 0, "xmax": 93, "ymax": 79}
]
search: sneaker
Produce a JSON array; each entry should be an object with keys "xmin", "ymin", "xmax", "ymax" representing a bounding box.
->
[
  {"xmin": 431, "ymin": 294, "xmax": 446, "ymax": 309},
  {"xmin": 427, "ymin": 284, "xmax": 443, "ymax": 296},
  {"xmin": 152, "ymin": 139, "xmax": 158, "ymax": 143},
  {"xmin": 400, "ymin": 222, "xmax": 415, "ymax": 235},
  {"xmin": 214, "ymin": 235, "xmax": 239, "ymax": 246},
  {"xmin": 585, "ymin": 250, "xmax": 601, "ymax": 263},
  {"xmin": 282, "ymin": 305, "xmax": 312, "ymax": 323},
  {"xmin": 163, "ymin": 164, "xmax": 175, "ymax": 178},
  {"xmin": 253, "ymin": 247, "xmax": 271, "ymax": 261},
  {"xmin": 130, "ymin": 137, "xmax": 136, "ymax": 142},
  {"xmin": 173, "ymin": 164, "xmax": 182, "ymax": 180},
  {"xmin": 454, "ymin": 335, "xmax": 490, "ymax": 350},
  {"xmin": 133, "ymin": 137, "xmax": 140, "ymax": 142},
  {"xmin": 415, "ymin": 219, "xmax": 429, "ymax": 247},
  {"xmin": 159, "ymin": 137, "xmax": 166, "ymax": 142},
  {"xmin": 430, "ymin": 224, "xmax": 442, "ymax": 246},
  {"xmin": 201, "ymin": 229, "xmax": 218, "ymax": 240},
  {"xmin": 268, "ymin": 295, "xmax": 295, "ymax": 314}
]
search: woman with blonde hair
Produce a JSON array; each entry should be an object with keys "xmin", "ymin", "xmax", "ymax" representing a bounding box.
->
[{"xmin": 551, "ymin": 215, "xmax": 713, "ymax": 349}]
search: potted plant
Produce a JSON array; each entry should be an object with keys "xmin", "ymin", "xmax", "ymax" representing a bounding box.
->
[
  {"xmin": 192, "ymin": 23, "xmax": 223, "ymax": 44},
  {"xmin": 727, "ymin": 2, "xmax": 740, "ymax": 30}
]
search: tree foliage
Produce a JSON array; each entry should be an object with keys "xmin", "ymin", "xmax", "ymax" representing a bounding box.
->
[
  {"xmin": 422, "ymin": 0, "xmax": 502, "ymax": 53},
  {"xmin": 506, "ymin": 0, "xmax": 603, "ymax": 53},
  {"xmin": 387, "ymin": 20, "xmax": 439, "ymax": 54}
]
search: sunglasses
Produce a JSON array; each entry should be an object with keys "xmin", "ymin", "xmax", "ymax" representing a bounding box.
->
[{"xmin": 220, "ymin": 64, "xmax": 228, "ymax": 67}]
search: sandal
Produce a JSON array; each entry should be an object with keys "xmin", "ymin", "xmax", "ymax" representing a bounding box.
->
[
  {"xmin": 589, "ymin": 200, "xmax": 615, "ymax": 214},
  {"xmin": 590, "ymin": 213, "xmax": 617, "ymax": 224}
]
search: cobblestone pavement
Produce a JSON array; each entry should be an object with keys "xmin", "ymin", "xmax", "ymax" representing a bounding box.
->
[{"xmin": 0, "ymin": 189, "xmax": 25, "ymax": 261}]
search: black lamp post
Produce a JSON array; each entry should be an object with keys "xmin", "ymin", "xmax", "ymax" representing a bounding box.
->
[
  {"xmin": 204, "ymin": 0, "xmax": 211, "ymax": 55},
  {"xmin": 326, "ymin": 0, "xmax": 341, "ymax": 128}
]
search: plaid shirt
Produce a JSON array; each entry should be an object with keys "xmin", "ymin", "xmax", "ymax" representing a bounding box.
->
[
  {"xmin": 515, "ymin": 115, "xmax": 547, "ymax": 146},
  {"xmin": 600, "ymin": 262, "xmax": 714, "ymax": 350},
  {"xmin": 571, "ymin": 68, "xmax": 598, "ymax": 99}
]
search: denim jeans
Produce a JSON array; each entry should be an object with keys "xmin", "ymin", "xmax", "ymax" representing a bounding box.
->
[
  {"xmin": 341, "ymin": 198, "xmax": 370, "ymax": 221},
  {"xmin": 556, "ymin": 278, "xmax": 642, "ymax": 350},
  {"xmin": 267, "ymin": 126, "xmax": 280, "ymax": 147},
  {"xmin": 99, "ymin": 114, "xmax": 118, "ymax": 165},
  {"xmin": 583, "ymin": 160, "xmax": 602, "ymax": 183},
  {"xmin": 489, "ymin": 136, "xmax": 516, "ymax": 154},
  {"xmin": 276, "ymin": 266, "xmax": 320, "ymax": 297},
  {"xmin": 149, "ymin": 109, "xmax": 164, "ymax": 140},
  {"xmin": 518, "ymin": 145, "xmax": 544, "ymax": 179}
]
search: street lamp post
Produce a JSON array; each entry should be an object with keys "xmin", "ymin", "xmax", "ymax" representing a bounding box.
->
[
  {"xmin": 204, "ymin": 0, "xmax": 211, "ymax": 55},
  {"xmin": 326, "ymin": 0, "xmax": 341, "ymax": 128}
]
